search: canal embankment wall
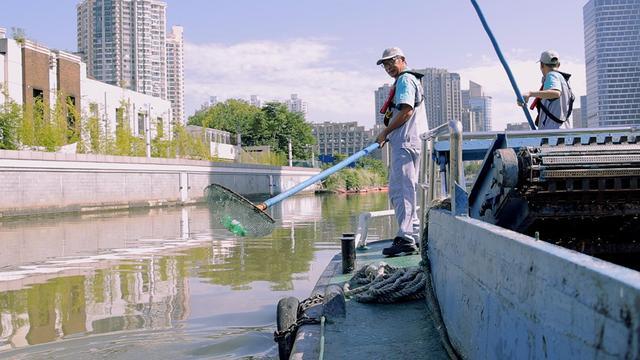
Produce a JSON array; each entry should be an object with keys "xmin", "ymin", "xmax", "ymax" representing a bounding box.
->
[
  {"xmin": 0, "ymin": 149, "xmax": 321, "ymax": 217},
  {"xmin": 428, "ymin": 210, "xmax": 640, "ymax": 360}
]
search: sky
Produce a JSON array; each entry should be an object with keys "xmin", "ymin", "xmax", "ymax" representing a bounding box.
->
[{"xmin": 0, "ymin": 0, "xmax": 589, "ymax": 130}]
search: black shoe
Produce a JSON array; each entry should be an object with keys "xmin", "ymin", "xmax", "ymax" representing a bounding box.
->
[{"xmin": 382, "ymin": 237, "xmax": 418, "ymax": 257}]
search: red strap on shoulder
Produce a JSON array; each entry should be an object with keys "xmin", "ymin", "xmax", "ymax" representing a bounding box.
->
[{"xmin": 379, "ymin": 86, "xmax": 396, "ymax": 114}]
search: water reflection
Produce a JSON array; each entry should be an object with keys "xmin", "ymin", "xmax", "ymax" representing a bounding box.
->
[{"xmin": 0, "ymin": 193, "xmax": 394, "ymax": 358}]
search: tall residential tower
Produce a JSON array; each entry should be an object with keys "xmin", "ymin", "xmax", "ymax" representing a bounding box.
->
[
  {"xmin": 285, "ymin": 94, "xmax": 308, "ymax": 118},
  {"xmin": 417, "ymin": 68, "xmax": 462, "ymax": 129},
  {"xmin": 166, "ymin": 25, "xmax": 185, "ymax": 124},
  {"xmin": 77, "ymin": 0, "xmax": 168, "ymax": 99}
]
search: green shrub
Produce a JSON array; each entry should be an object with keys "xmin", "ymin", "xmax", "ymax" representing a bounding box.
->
[{"xmin": 0, "ymin": 98, "xmax": 21, "ymax": 150}]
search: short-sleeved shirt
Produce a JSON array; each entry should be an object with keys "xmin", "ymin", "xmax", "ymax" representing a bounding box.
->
[
  {"xmin": 539, "ymin": 71, "xmax": 571, "ymax": 130},
  {"xmin": 388, "ymin": 72, "xmax": 428, "ymax": 149}
]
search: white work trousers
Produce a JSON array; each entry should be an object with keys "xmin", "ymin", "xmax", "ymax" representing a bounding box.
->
[{"xmin": 388, "ymin": 146, "xmax": 421, "ymax": 244}]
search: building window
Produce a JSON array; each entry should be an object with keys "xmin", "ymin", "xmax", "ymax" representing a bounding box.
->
[
  {"xmin": 138, "ymin": 113, "xmax": 145, "ymax": 136},
  {"xmin": 66, "ymin": 96, "xmax": 77, "ymax": 140},
  {"xmin": 116, "ymin": 107, "xmax": 125, "ymax": 129},
  {"xmin": 156, "ymin": 117, "xmax": 163, "ymax": 138},
  {"xmin": 32, "ymin": 88, "xmax": 45, "ymax": 119}
]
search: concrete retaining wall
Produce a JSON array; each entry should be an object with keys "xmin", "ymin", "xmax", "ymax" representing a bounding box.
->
[
  {"xmin": 0, "ymin": 149, "xmax": 321, "ymax": 217},
  {"xmin": 428, "ymin": 210, "xmax": 640, "ymax": 359}
]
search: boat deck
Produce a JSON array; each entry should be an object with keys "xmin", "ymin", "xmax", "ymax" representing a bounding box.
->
[{"xmin": 316, "ymin": 241, "xmax": 449, "ymax": 359}]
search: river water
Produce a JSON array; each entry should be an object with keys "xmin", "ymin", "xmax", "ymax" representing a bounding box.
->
[{"xmin": 0, "ymin": 193, "xmax": 395, "ymax": 359}]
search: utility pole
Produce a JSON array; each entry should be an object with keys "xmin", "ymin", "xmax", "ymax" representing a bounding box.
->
[
  {"xmin": 288, "ymin": 138, "xmax": 293, "ymax": 167},
  {"xmin": 146, "ymin": 104, "xmax": 151, "ymax": 158},
  {"xmin": 235, "ymin": 132, "xmax": 242, "ymax": 163}
]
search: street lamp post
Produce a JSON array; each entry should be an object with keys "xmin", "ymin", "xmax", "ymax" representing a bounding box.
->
[
  {"xmin": 288, "ymin": 137, "xmax": 293, "ymax": 167},
  {"xmin": 146, "ymin": 104, "xmax": 152, "ymax": 158}
]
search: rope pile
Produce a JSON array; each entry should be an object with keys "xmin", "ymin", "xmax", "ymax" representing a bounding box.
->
[{"xmin": 343, "ymin": 263, "xmax": 426, "ymax": 303}]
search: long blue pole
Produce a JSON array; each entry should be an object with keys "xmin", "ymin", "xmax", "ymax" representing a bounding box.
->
[
  {"xmin": 470, "ymin": 0, "xmax": 536, "ymax": 130},
  {"xmin": 263, "ymin": 142, "xmax": 381, "ymax": 208}
]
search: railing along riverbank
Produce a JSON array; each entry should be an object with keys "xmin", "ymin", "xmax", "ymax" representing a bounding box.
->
[{"xmin": 0, "ymin": 149, "xmax": 321, "ymax": 217}]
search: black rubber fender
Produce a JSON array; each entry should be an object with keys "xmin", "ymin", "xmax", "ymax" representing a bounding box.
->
[{"xmin": 276, "ymin": 296, "xmax": 299, "ymax": 360}]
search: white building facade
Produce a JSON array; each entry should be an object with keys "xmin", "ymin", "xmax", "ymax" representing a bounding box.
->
[{"xmin": 0, "ymin": 33, "xmax": 171, "ymax": 147}]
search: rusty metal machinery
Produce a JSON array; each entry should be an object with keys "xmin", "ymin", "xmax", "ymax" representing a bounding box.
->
[{"xmin": 469, "ymin": 133, "xmax": 640, "ymax": 257}]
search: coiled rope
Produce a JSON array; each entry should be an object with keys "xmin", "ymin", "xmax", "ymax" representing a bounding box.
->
[{"xmin": 343, "ymin": 263, "xmax": 426, "ymax": 303}]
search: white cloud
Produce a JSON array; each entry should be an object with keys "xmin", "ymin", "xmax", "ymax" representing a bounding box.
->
[
  {"xmin": 184, "ymin": 42, "xmax": 586, "ymax": 132},
  {"xmin": 184, "ymin": 39, "xmax": 386, "ymax": 128},
  {"xmin": 455, "ymin": 55, "xmax": 585, "ymax": 130}
]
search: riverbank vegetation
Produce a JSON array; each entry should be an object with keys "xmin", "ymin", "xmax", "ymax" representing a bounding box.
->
[
  {"xmin": 0, "ymin": 94, "xmax": 315, "ymax": 166},
  {"xmin": 322, "ymin": 155, "xmax": 388, "ymax": 191}
]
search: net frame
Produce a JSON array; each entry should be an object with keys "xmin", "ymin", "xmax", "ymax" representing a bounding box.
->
[{"xmin": 205, "ymin": 183, "xmax": 275, "ymax": 237}]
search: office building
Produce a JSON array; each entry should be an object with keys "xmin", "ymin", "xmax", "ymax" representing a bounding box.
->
[
  {"xmin": 462, "ymin": 81, "xmax": 492, "ymax": 132},
  {"xmin": 572, "ymin": 108, "xmax": 583, "ymax": 128},
  {"xmin": 461, "ymin": 109, "xmax": 481, "ymax": 132},
  {"xmin": 312, "ymin": 121, "xmax": 372, "ymax": 158},
  {"xmin": 584, "ymin": 0, "xmax": 640, "ymax": 127},
  {"xmin": 166, "ymin": 26, "xmax": 185, "ymax": 125},
  {"xmin": 577, "ymin": 95, "xmax": 589, "ymax": 128}
]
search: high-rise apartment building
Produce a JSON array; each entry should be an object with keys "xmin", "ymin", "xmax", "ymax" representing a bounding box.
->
[
  {"xmin": 584, "ymin": 0, "xmax": 640, "ymax": 127},
  {"xmin": 166, "ymin": 26, "xmax": 184, "ymax": 125},
  {"xmin": 417, "ymin": 68, "xmax": 462, "ymax": 129},
  {"xmin": 285, "ymin": 94, "xmax": 308, "ymax": 117},
  {"xmin": 250, "ymin": 95, "xmax": 262, "ymax": 108},
  {"xmin": 374, "ymin": 84, "xmax": 392, "ymax": 125},
  {"xmin": 77, "ymin": 0, "xmax": 168, "ymax": 100}
]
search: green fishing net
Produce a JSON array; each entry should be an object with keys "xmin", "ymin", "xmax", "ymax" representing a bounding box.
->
[{"xmin": 205, "ymin": 183, "xmax": 275, "ymax": 237}]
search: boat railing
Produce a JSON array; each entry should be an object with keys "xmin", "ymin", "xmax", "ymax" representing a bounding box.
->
[
  {"xmin": 353, "ymin": 123, "xmax": 640, "ymax": 249},
  {"xmin": 354, "ymin": 207, "xmax": 420, "ymax": 249}
]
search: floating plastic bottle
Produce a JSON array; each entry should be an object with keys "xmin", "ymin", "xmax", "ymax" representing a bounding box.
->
[{"xmin": 221, "ymin": 215, "xmax": 248, "ymax": 236}]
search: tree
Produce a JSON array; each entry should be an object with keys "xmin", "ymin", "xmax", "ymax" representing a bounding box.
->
[
  {"xmin": 85, "ymin": 103, "xmax": 102, "ymax": 153},
  {"xmin": 0, "ymin": 97, "xmax": 21, "ymax": 150},
  {"xmin": 248, "ymin": 102, "xmax": 314, "ymax": 157},
  {"xmin": 188, "ymin": 99, "xmax": 258, "ymax": 137},
  {"xmin": 189, "ymin": 100, "xmax": 315, "ymax": 160}
]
